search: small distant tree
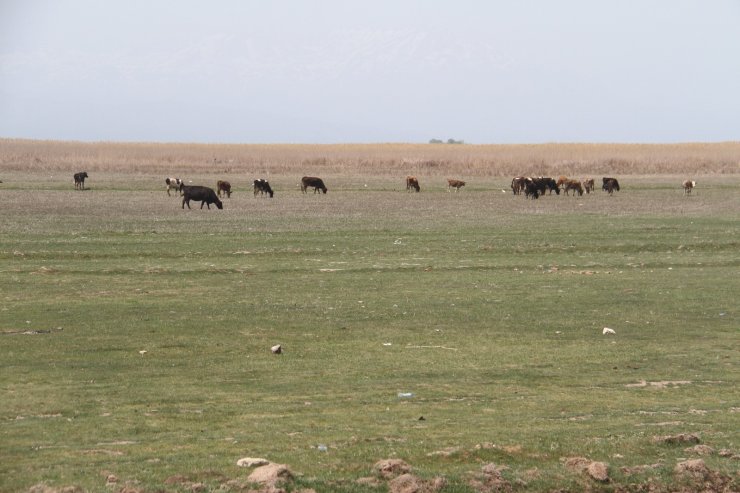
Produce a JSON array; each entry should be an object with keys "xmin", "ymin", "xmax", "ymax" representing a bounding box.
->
[
  {"xmin": 447, "ymin": 138, "xmax": 464, "ymax": 144},
  {"xmin": 429, "ymin": 138, "xmax": 444, "ymax": 144}
]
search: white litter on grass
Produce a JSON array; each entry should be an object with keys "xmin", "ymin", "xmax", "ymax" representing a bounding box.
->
[
  {"xmin": 139, "ymin": 350, "xmax": 147, "ymax": 355},
  {"xmin": 603, "ymin": 328, "xmax": 616, "ymax": 335},
  {"xmin": 383, "ymin": 343, "xmax": 392, "ymax": 346}
]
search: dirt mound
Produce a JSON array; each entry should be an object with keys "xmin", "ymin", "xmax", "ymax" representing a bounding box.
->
[
  {"xmin": 562, "ymin": 457, "xmax": 609, "ymax": 482},
  {"xmin": 672, "ymin": 459, "xmax": 738, "ymax": 492},
  {"xmin": 388, "ymin": 473, "xmax": 446, "ymax": 493},
  {"xmin": 685, "ymin": 444, "xmax": 715, "ymax": 456},
  {"xmin": 374, "ymin": 459, "xmax": 412, "ymax": 479},
  {"xmin": 653, "ymin": 433, "xmax": 701, "ymax": 445},
  {"xmin": 468, "ymin": 463, "xmax": 513, "ymax": 492},
  {"xmin": 247, "ymin": 463, "xmax": 293, "ymax": 486}
]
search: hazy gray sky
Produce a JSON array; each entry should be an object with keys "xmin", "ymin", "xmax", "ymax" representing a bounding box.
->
[{"xmin": 1, "ymin": 1, "xmax": 739, "ymax": 144}]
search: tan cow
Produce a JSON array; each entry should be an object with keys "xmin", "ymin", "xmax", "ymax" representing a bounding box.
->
[
  {"xmin": 447, "ymin": 178, "xmax": 466, "ymax": 192},
  {"xmin": 583, "ymin": 178, "xmax": 595, "ymax": 194},
  {"xmin": 564, "ymin": 179, "xmax": 584, "ymax": 196}
]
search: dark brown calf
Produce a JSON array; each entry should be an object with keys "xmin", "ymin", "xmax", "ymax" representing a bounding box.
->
[
  {"xmin": 301, "ymin": 176, "xmax": 327, "ymax": 194},
  {"xmin": 216, "ymin": 180, "xmax": 232, "ymax": 198},
  {"xmin": 511, "ymin": 176, "xmax": 526, "ymax": 195},
  {"xmin": 602, "ymin": 178, "xmax": 620, "ymax": 195},
  {"xmin": 405, "ymin": 176, "xmax": 420, "ymax": 192},
  {"xmin": 74, "ymin": 172, "xmax": 88, "ymax": 190}
]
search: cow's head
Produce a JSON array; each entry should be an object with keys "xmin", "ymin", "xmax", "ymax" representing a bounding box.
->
[{"xmin": 215, "ymin": 199, "xmax": 223, "ymax": 209}]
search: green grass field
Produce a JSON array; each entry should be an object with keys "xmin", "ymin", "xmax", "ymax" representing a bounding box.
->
[{"xmin": 1, "ymin": 173, "xmax": 738, "ymax": 492}]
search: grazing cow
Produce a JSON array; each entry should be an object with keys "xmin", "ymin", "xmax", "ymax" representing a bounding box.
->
[
  {"xmin": 564, "ymin": 179, "xmax": 584, "ymax": 196},
  {"xmin": 447, "ymin": 178, "xmax": 466, "ymax": 192},
  {"xmin": 405, "ymin": 176, "xmax": 420, "ymax": 192},
  {"xmin": 216, "ymin": 180, "xmax": 232, "ymax": 198},
  {"xmin": 165, "ymin": 177, "xmax": 184, "ymax": 196},
  {"xmin": 523, "ymin": 178, "xmax": 540, "ymax": 199},
  {"xmin": 531, "ymin": 177, "xmax": 559, "ymax": 196},
  {"xmin": 511, "ymin": 176, "xmax": 527, "ymax": 195},
  {"xmin": 583, "ymin": 178, "xmax": 595, "ymax": 194},
  {"xmin": 73, "ymin": 172, "xmax": 88, "ymax": 190},
  {"xmin": 683, "ymin": 180, "xmax": 696, "ymax": 195},
  {"xmin": 181, "ymin": 185, "xmax": 223, "ymax": 209},
  {"xmin": 602, "ymin": 177, "xmax": 620, "ymax": 195},
  {"xmin": 253, "ymin": 179, "xmax": 274, "ymax": 198},
  {"xmin": 556, "ymin": 176, "xmax": 569, "ymax": 190},
  {"xmin": 301, "ymin": 176, "xmax": 327, "ymax": 194}
]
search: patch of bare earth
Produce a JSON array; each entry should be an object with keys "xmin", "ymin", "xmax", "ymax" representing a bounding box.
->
[
  {"xmin": 652, "ymin": 433, "xmax": 701, "ymax": 445},
  {"xmin": 672, "ymin": 459, "xmax": 737, "ymax": 493},
  {"xmin": 468, "ymin": 463, "xmax": 513, "ymax": 493},
  {"xmin": 562, "ymin": 457, "xmax": 610, "ymax": 482},
  {"xmin": 22, "ymin": 453, "xmax": 740, "ymax": 493}
]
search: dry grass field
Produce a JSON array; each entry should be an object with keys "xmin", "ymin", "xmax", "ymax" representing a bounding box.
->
[
  {"xmin": 1, "ymin": 139, "xmax": 739, "ymax": 178},
  {"xmin": 1, "ymin": 140, "xmax": 738, "ymax": 493}
]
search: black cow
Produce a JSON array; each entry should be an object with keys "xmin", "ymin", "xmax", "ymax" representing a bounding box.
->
[
  {"xmin": 532, "ymin": 177, "xmax": 559, "ymax": 195},
  {"xmin": 523, "ymin": 178, "xmax": 540, "ymax": 199},
  {"xmin": 181, "ymin": 185, "xmax": 223, "ymax": 209},
  {"xmin": 602, "ymin": 177, "xmax": 620, "ymax": 195},
  {"xmin": 301, "ymin": 176, "xmax": 327, "ymax": 194},
  {"xmin": 253, "ymin": 179, "xmax": 274, "ymax": 197},
  {"xmin": 74, "ymin": 172, "xmax": 88, "ymax": 190}
]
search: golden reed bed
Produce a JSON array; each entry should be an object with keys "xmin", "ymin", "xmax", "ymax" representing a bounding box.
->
[{"xmin": 1, "ymin": 138, "xmax": 738, "ymax": 177}]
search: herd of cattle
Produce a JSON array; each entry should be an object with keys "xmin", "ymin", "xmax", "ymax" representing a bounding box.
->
[
  {"xmin": 508, "ymin": 176, "xmax": 616, "ymax": 199},
  {"xmin": 66, "ymin": 172, "xmax": 699, "ymax": 210}
]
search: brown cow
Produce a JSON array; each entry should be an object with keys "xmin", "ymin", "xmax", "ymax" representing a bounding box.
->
[
  {"xmin": 216, "ymin": 180, "xmax": 232, "ymax": 198},
  {"xmin": 405, "ymin": 176, "xmax": 420, "ymax": 192},
  {"xmin": 301, "ymin": 176, "xmax": 327, "ymax": 194},
  {"xmin": 447, "ymin": 178, "xmax": 465, "ymax": 192},
  {"xmin": 583, "ymin": 178, "xmax": 595, "ymax": 194},
  {"xmin": 511, "ymin": 176, "xmax": 526, "ymax": 195},
  {"xmin": 556, "ymin": 176, "xmax": 569, "ymax": 190},
  {"xmin": 682, "ymin": 180, "xmax": 696, "ymax": 195},
  {"xmin": 564, "ymin": 179, "xmax": 584, "ymax": 196}
]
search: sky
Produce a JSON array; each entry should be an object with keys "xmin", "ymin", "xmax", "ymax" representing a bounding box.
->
[{"xmin": 1, "ymin": 0, "xmax": 739, "ymax": 144}]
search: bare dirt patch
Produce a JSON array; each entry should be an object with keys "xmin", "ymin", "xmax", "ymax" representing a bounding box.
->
[{"xmin": 652, "ymin": 433, "xmax": 701, "ymax": 445}]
